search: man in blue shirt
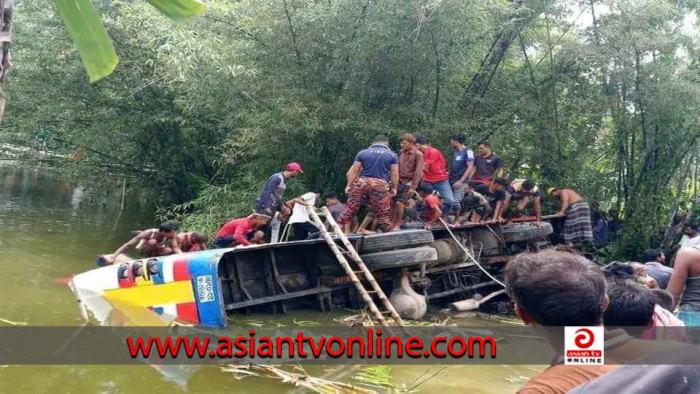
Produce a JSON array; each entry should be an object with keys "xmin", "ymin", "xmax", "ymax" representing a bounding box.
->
[
  {"xmin": 449, "ymin": 134, "xmax": 475, "ymax": 219},
  {"xmin": 337, "ymin": 135, "xmax": 399, "ymax": 233}
]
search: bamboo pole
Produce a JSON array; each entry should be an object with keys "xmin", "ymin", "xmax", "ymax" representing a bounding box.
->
[
  {"xmin": 319, "ymin": 207, "xmax": 406, "ymax": 329},
  {"xmin": 308, "ymin": 208, "xmax": 392, "ymax": 328}
]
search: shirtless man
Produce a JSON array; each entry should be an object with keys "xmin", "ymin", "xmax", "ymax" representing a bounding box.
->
[
  {"xmin": 106, "ymin": 222, "xmax": 182, "ymax": 264},
  {"xmin": 548, "ymin": 188, "xmax": 594, "ymax": 245},
  {"xmin": 177, "ymin": 232, "xmax": 208, "ymax": 253}
]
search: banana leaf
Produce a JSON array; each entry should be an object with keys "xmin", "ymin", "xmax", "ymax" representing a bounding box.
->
[
  {"xmin": 144, "ymin": 0, "xmax": 205, "ymax": 22},
  {"xmin": 54, "ymin": 0, "xmax": 118, "ymax": 82}
]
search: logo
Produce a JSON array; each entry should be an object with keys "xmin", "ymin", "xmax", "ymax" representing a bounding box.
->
[{"xmin": 564, "ymin": 327, "xmax": 604, "ymax": 365}]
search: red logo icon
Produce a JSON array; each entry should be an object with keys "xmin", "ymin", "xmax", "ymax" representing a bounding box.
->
[
  {"xmin": 574, "ymin": 328, "xmax": 595, "ymax": 349},
  {"xmin": 565, "ymin": 326, "xmax": 604, "ymax": 365}
]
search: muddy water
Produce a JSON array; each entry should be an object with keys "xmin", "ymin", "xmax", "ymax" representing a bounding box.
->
[{"xmin": 0, "ymin": 165, "xmax": 540, "ymax": 393}]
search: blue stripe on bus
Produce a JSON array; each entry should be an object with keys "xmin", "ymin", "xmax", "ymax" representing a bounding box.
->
[{"xmin": 187, "ymin": 253, "xmax": 226, "ymax": 327}]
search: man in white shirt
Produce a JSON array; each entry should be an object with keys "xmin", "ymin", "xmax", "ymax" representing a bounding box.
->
[
  {"xmin": 679, "ymin": 222, "xmax": 700, "ymax": 248},
  {"xmin": 284, "ymin": 188, "xmax": 323, "ymax": 241}
]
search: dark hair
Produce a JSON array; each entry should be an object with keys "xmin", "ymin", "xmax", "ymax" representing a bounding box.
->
[
  {"xmin": 643, "ymin": 249, "xmax": 663, "ymax": 263},
  {"xmin": 399, "ymin": 133, "xmax": 416, "ymax": 144},
  {"xmin": 505, "ymin": 250, "xmax": 606, "ymax": 326},
  {"xmin": 313, "ymin": 186, "xmax": 324, "ymax": 195},
  {"xmin": 415, "ymin": 135, "xmax": 428, "ymax": 145},
  {"xmin": 672, "ymin": 214, "xmax": 684, "ymax": 226},
  {"xmin": 685, "ymin": 221, "xmax": 699, "ymax": 231},
  {"xmin": 603, "ymin": 280, "xmax": 655, "ymax": 336},
  {"xmin": 159, "ymin": 221, "xmax": 178, "ymax": 233},
  {"xmin": 476, "ymin": 140, "xmax": 492, "ymax": 148},
  {"xmin": 493, "ymin": 177, "xmax": 509, "ymax": 187},
  {"xmin": 451, "ymin": 135, "xmax": 465, "ymax": 144},
  {"xmin": 602, "ymin": 262, "xmax": 635, "ymax": 281},
  {"xmin": 192, "ymin": 232, "xmax": 208, "ymax": 243},
  {"xmin": 416, "ymin": 181, "xmax": 434, "ymax": 194},
  {"xmin": 323, "ymin": 193, "xmax": 338, "ymax": 200},
  {"xmin": 522, "ymin": 179, "xmax": 536, "ymax": 191},
  {"xmin": 652, "ymin": 288, "xmax": 674, "ymax": 311},
  {"xmin": 373, "ymin": 135, "xmax": 390, "ymax": 143},
  {"xmin": 466, "ymin": 181, "xmax": 477, "ymax": 189}
]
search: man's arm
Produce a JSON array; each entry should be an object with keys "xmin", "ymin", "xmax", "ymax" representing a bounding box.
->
[
  {"xmin": 285, "ymin": 196, "xmax": 309, "ymax": 210},
  {"xmin": 390, "ymin": 164, "xmax": 399, "ymax": 196},
  {"xmin": 534, "ymin": 196, "xmax": 542, "ymax": 222},
  {"xmin": 557, "ymin": 191, "xmax": 570, "ymax": 215},
  {"xmin": 495, "ymin": 167, "xmax": 504, "ymax": 178},
  {"xmin": 410, "ymin": 152, "xmax": 424, "ymax": 190},
  {"xmin": 501, "ymin": 193, "xmax": 512, "ymax": 219},
  {"xmin": 170, "ymin": 235, "xmax": 182, "ymax": 254},
  {"xmin": 258, "ymin": 176, "xmax": 281, "ymax": 207},
  {"xmin": 345, "ymin": 162, "xmax": 362, "ymax": 194},
  {"xmin": 666, "ymin": 253, "xmax": 690, "ymax": 309},
  {"xmin": 493, "ymin": 201, "xmax": 504, "ymax": 221},
  {"xmin": 456, "ymin": 162, "xmax": 475, "ymax": 186},
  {"xmin": 233, "ymin": 226, "xmax": 252, "ymax": 246},
  {"xmin": 110, "ymin": 231, "xmax": 148, "ymax": 261}
]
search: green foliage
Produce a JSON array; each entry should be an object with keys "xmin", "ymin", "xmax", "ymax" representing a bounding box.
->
[
  {"xmin": 54, "ymin": 0, "xmax": 205, "ymax": 82},
  {"xmin": 6, "ymin": 0, "xmax": 700, "ymax": 258},
  {"xmin": 54, "ymin": 0, "xmax": 118, "ymax": 82}
]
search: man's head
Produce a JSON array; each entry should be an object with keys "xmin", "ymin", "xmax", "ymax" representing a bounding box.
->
[
  {"xmin": 415, "ymin": 135, "xmax": 429, "ymax": 153},
  {"xmin": 643, "ymin": 249, "xmax": 666, "ymax": 265},
  {"xmin": 476, "ymin": 140, "xmax": 492, "ymax": 156},
  {"xmin": 652, "ymin": 288, "xmax": 675, "ymax": 311},
  {"xmin": 603, "ymin": 279, "xmax": 655, "ymax": 337},
  {"xmin": 158, "ymin": 221, "xmax": 178, "ymax": 237},
  {"xmin": 416, "ymin": 181, "xmax": 434, "ymax": 197},
  {"xmin": 491, "ymin": 177, "xmax": 508, "ymax": 192},
  {"xmin": 684, "ymin": 222, "xmax": 698, "ymax": 236},
  {"xmin": 450, "ymin": 134, "xmax": 466, "ymax": 149},
  {"xmin": 522, "ymin": 179, "xmax": 537, "ymax": 194},
  {"xmin": 547, "ymin": 187, "xmax": 560, "ymax": 197},
  {"xmin": 399, "ymin": 133, "xmax": 416, "ymax": 152},
  {"xmin": 250, "ymin": 212, "xmax": 272, "ymax": 228},
  {"xmin": 505, "ymin": 250, "xmax": 607, "ymax": 326},
  {"xmin": 313, "ymin": 187, "xmax": 324, "ymax": 199},
  {"xmin": 373, "ymin": 135, "xmax": 390, "ymax": 146},
  {"xmin": 323, "ymin": 193, "xmax": 340, "ymax": 206},
  {"xmin": 192, "ymin": 232, "xmax": 208, "ymax": 244},
  {"xmin": 465, "ymin": 181, "xmax": 476, "ymax": 193},
  {"xmin": 602, "ymin": 262, "xmax": 636, "ymax": 281},
  {"xmin": 284, "ymin": 162, "xmax": 304, "ymax": 178},
  {"xmin": 629, "ymin": 262, "xmax": 647, "ymax": 278}
]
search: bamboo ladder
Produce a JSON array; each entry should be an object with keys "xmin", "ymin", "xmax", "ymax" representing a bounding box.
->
[{"xmin": 309, "ymin": 207, "xmax": 406, "ymax": 328}]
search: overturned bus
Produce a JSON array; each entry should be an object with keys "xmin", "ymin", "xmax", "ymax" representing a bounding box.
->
[{"xmin": 69, "ymin": 218, "xmax": 558, "ymax": 327}]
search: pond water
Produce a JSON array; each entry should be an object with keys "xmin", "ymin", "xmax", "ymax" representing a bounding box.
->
[{"xmin": 0, "ymin": 165, "xmax": 540, "ymax": 393}]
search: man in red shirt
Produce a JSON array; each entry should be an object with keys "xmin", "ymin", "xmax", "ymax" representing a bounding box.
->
[
  {"xmin": 415, "ymin": 182, "xmax": 442, "ymax": 228},
  {"xmin": 415, "ymin": 136, "xmax": 454, "ymax": 220},
  {"xmin": 213, "ymin": 213, "xmax": 271, "ymax": 248}
]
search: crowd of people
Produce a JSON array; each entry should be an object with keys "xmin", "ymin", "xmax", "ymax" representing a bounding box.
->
[
  {"xmin": 100, "ymin": 133, "xmax": 700, "ymax": 392},
  {"xmin": 106, "ymin": 133, "xmax": 598, "ymax": 261}
]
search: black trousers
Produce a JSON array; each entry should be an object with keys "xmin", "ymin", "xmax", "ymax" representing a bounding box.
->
[{"xmin": 291, "ymin": 222, "xmax": 319, "ymax": 241}]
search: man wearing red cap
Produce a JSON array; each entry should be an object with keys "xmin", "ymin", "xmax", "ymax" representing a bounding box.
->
[{"xmin": 255, "ymin": 162, "xmax": 304, "ymax": 214}]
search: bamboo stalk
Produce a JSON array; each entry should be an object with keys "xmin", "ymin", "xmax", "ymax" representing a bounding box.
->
[
  {"xmin": 308, "ymin": 208, "xmax": 392, "ymax": 328},
  {"xmin": 320, "ymin": 207, "xmax": 406, "ymax": 330}
]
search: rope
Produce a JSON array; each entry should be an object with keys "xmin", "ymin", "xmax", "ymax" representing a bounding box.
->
[{"xmin": 439, "ymin": 218, "xmax": 506, "ymax": 288}]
